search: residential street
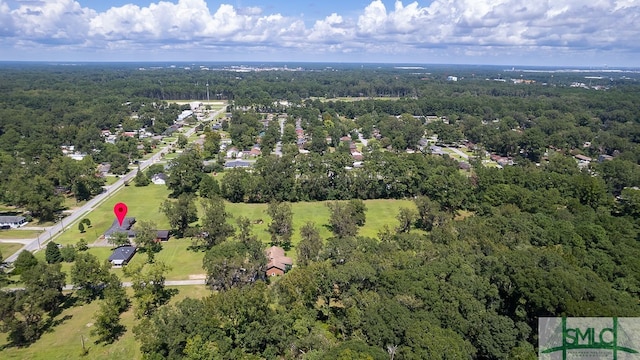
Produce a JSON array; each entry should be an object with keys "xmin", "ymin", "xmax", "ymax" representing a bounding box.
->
[
  {"xmin": 4, "ymin": 107, "xmax": 225, "ymax": 264},
  {"xmin": 445, "ymin": 146, "xmax": 470, "ymax": 159}
]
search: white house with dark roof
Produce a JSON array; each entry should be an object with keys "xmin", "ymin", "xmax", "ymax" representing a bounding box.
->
[
  {"xmin": 108, "ymin": 246, "xmax": 136, "ymax": 267},
  {"xmin": 224, "ymin": 160, "xmax": 251, "ymax": 168},
  {"xmin": 0, "ymin": 216, "xmax": 28, "ymax": 229},
  {"xmin": 151, "ymin": 173, "xmax": 168, "ymax": 185}
]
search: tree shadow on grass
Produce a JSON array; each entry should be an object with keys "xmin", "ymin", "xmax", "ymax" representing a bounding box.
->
[
  {"xmin": 43, "ymin": 314, "xmax": 73, "ymax": 334},
  {"xmin": 93, "ymin": 324, "xmax": 126, "ymax": 345},
  {"xmin": 49, "ymin": 294, "xmax": 79, "ymax": 317},
  {"xmin": 60, "ymin": 294, "xmax": 80, "ymax": 310},
  {"xmin": 165, "ymin": 287, "xmax": 180, "ymax": 303}
]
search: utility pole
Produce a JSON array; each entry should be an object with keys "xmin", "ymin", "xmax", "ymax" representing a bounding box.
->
[{"xmin": 81, "ymin": 335, "xmax": 87, "ymax": 355}]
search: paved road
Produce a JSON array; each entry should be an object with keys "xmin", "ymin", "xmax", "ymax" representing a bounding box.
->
[
  {"xmin": 274, "ymin": 116, "xmax": 285, "ymax": 156},
  {"xmin": 445, "ymin": 146, "xmax": 470, "ymax": 160},
  {"xmin": 358, "ymin": 131, "xmax": 369, "ymax": 147},
  {"xmin": 4, "ymin": 107, "xmax": 226, "ymax": 264}
]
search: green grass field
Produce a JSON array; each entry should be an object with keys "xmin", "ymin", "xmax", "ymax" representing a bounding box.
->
[
  {"xmin": 43, "ymin": 182, "xmax": 415, "ymax": 280},
  {"xmin": 0, "ymin": 229, "xmax": 42, "ymax": 240},
  {"xmin": 45, "ymin": 183, "xmax": 414, "ymax": 279},
  {"xmin": 0, "ymin": 285, "xmax": 210, "ymax": 360},
  {"xmin": 310, "ymin": 96, "xmax": 401, "ymax": 102},
  {"xmin": 226, "ymin": 198, "xmax": 415, "ymax": 248},
  {"xmin": 162, "ymin": 152, "xmax": 179, "ymax": 160},
  {"xmin": 104, "ymin": 176, "xmax": 120, "ymax": 186},
  {"xmin": 52, "ymin": 183, "xmax": 414, "ymax": 250},
  {"xmin": 52, "ymin": 185, "xmax": 172, "ymax": 247},
  {"xmin": 0, "ymin": 243, "xmax": 23, "ymax": 259},
  {"xmin": 113, "ymin": 241, "xmax": 206, "ymax": 281}
]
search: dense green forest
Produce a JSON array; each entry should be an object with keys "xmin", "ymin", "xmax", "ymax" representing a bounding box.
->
[{"xmin": 1, "ymin": 63, "xmax": 640, "ymax": 359}]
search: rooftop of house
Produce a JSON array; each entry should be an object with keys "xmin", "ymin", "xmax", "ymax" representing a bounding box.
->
[
  {"xmin": 266, "ymin": 246, "xmax": 293, "ymax": 272},
  {"xmin": 266, "ymin": 246, "xmax": 285, "ymax": 259},
  {"xmin": 108, "ymin": 246, "xmax": 136, "ymax": 264},
  {"xmin": 152, "ymin": 173, "xmax": 168, "ymax": 181},
  {"xmin": 104, "ymin": 217, "xmax": 136, "ymax": 237},
  {"xmin": 0, "ymin": 216, "xmax": 26, "ymax": 223},
  {"xmin": 574, "ymin": 154, "xmax": 592, "ymax": 162},
  {"xmin": 224, "ymin": 160, "xmax": 251, "ymax": 168}
]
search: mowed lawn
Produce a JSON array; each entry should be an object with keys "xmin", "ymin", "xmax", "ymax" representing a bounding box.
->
[
  {"xmin": 226, "ymin": 198, "xmax": 416, "ymax": 253},
  {"xmin": 0, "ymin": 285, "xmax": 210, "ymax": 360},
  {"xmin": 0, "ymin": 243, "xmax": 23, "ymax": 259},
  {"xmin": 53, "ymin": 185, "xmax": 172, "ymax": 247},
  {"xmin": 29, "ymin": 198, "xmax": 415, "ymax": 281},
  {"xmin": 0, "ymin": 229, "xmax": 42, "ymax": 240},
  {"xmin": 113, "ymin": 241, "xmax": 206, "ymax": 281},
  {"xmin": 46, "ymin": 182, "xmax": 416, "ymax": 279}
]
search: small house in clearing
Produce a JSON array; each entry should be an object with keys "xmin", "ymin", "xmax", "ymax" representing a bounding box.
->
[
  {"xmin": 108, "ymin": 246, "xmax": 136, "ymax": 267},
  {"xmin": 151, "ymin": 173, "xmax": 168, "ymax": 185},
  {"xmin": 104, "ymin": 217, "xmax": 136, "ymax": 239},
  {"xmin": 224, "ymin": 160, "xmax": 251, "ymax": 169},
  {"xmin": 156, "ymin": 230, "xmax": 170, "ymax": 242},
  {"xmin": 265, "ymin": 246, "xmax": 293, "ymax": 276},
  {"xmin": 0, "ymin": 216, "xmax": 28, "ymax": 229}
]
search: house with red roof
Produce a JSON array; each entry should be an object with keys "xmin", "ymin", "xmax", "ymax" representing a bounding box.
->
[{"xmin": 265, "ymin": 246, "xmax": 293, "ymax": 276}]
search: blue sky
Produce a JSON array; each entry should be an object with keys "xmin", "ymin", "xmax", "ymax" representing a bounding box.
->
[{"xmin": 0, "ymin": 0, "xmax": 639, "ymax": 66}]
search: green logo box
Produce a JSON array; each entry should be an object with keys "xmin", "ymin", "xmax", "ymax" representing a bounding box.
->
[{"xmin": 539, "ymin": 317, "xmax": 640, "ymax": 359}]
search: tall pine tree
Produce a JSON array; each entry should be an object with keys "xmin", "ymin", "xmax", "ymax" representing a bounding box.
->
[{"xmin": 45, "ymin": 242, "xmax": 62, "ymax": 264}]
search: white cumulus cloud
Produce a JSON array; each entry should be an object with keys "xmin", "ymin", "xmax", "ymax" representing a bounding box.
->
[
  {"xmin": 7, "ymin": 0, "xmax": 95, "ymax": 44},
  {"xmin": 0, "ymin": 0, "xmax": 639, "ymax": 64}
]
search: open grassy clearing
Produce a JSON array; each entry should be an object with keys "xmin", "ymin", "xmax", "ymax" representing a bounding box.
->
[
  {"xmin": 115, "ymin": 241, "xmax": 206, "ymax": 281},
  {"xmin": 104, "ymin": 176, "xmax": 120, "ymax": 186},
  {"xmin": 162, "ymin": 152, "xmax": 179, "ymax": 160},
  {"xmin": 24, "ymin": 242, "xmax": 201, "ymax": 283},
  {"xmin": 0, "ymin": 205, "xmax": 19, "ymax": 213},
  {"xmin": 310, "ymin": 96, "xmax": 402, "ymax": 102},
  {"xmin": 0, "ymin": 285, "xmax": 210, "ymax": 360},
  {"xmin": 226, "ymin": 199, "xmax": 416, "ymax": 261},
  {"xmin": 0, "ymin": 243, "xmax": 23, "ymax": 259},
  {"xmin": 63, "ymin": 196, "xmax": 89, "ymax": 211},
  {"xmin": 109, "ymin": 184, "xmax": 407, "ymax": 242},
  {"xmin": 0, "ymin": 229, "xmax": 42, "ymax": 240},
  {"xmin": 45, "ymin": 182, "xmax": 416, "ymax": 278},
  {"xmin": 168, "ymin": 100, "xmax": 226, "ymax": 108},
  {"xmin": 458, "ymin": 147, "xmax": 475, "ymax": 157},
  {"xmin": 52, "ymin": 185, "xmax": 172, "ymax": 247}
]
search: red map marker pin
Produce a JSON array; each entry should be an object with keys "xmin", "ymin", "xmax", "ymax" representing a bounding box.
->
[{"xmin": 114, "ymin": 202, "xmax": 128, "ymax": 227}]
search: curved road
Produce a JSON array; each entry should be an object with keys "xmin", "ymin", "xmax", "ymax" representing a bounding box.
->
[{"xmin": 5, "ymin": 106, "xmax": 225, "ymax": 264}]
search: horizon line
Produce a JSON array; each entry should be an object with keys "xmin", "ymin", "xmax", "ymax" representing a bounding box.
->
[{"xmin": 0, "ymin": 60, "xmax": 638, "ymax": 70}]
